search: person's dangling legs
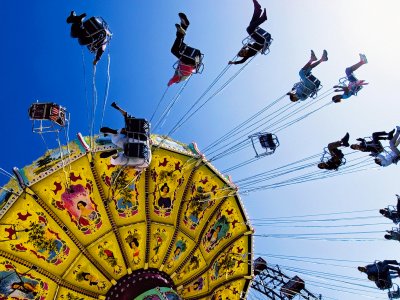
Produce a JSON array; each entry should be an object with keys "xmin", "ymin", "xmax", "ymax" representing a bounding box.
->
[{"xmin": 246, "ymin": 0, "xmax": 267, "ymax": 35}]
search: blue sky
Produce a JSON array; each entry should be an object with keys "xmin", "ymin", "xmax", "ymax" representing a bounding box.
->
[{"xmin": 2, "ymin": 1, "xmax": 400, "ymax": 299}]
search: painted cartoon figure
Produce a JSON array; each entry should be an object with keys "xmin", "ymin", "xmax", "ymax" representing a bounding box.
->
[
  {"xmin": 58, "ymin": 184, "xmax": 102, "ymax": 233},
  {"xmin": 167, "ymin": 240, "xmax": 187, "ymax": 269},
  {"xmin": 75, "ymin": 271, "xmax": 106, "ymax": 290},
  {"xmin": 0, "ymin": 264, "xmax": 47, "ymax": 300},
  {"xmin": 157, "ymin": 183, "xmax": 172, "ymax": 209},
  {"xmin": 204, "ymin": 215, "xmax": 230, "ymax": 251},
  {"xmin": 125, "ymin": 231, "xmax": 141, "ymax": 264}
]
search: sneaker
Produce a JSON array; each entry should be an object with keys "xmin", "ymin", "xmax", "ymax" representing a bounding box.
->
[
  {"xmin": 310, "ymin": 50, "xmax": 317, "ymax": 62},
  {"xmin": 341, "ymin": 132, "xmax": 350, "ymax": 147},
  {"xmin": 388, "ymin": 129, "xmax": 395, "ymax": 140},
  {"xmin": 359, "ymin": 53, "xmax": 368, "ymax": 64},
  {"xmin": 111, "ymin": 102, "xmax": 118, "ymax": 109},
  {"xmin": 356, "ymin": 138, "xmax": 364, "ymax": 142},
  {"xmin": 66, "ymin": 11, "xmax": 76, "ymax": 23},
  {"xmin": 321, "ymin": 50, "xmax": 328, "ymax": 62},
  {"xmin": 175, "ymin": 23, "xmax": 186, "ymax": 35},
  {"xmin": 178, "ymin": 12, "xmax": 190, "ymax": 27},
  {"xmin": 261, "ymin": 8, "xmax": 267, "ymax": 21},
  {"xmin": 100, "ymin": 150, "xmax": 118, "ymax": 159},
  {"xmin": 100, "ymin": 127, "xmax": 118, "ymax": 135}
]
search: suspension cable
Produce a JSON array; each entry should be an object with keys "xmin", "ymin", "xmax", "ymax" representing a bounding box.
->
[
  {"xmin": 153, "ymin": 76, "xmax": 192, "ymax": 132},
  {"xmin": 100, "ymin": 52, "xmax": 112, "ymax": 129}
]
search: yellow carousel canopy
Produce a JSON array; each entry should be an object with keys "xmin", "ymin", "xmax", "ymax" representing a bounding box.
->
[{"xmin": 0, "ymin": 134, "xmax": 253, "ymax": 300}]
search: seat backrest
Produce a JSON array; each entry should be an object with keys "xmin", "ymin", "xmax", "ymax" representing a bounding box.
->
[
  {"xmin": 29, "ymin": 103, "xmax": 53, "ymax": 120},
  {"xmin": 83, "ymin": 17, "xmax": 106, "ymax": 35},
  {"xmin": 82, "ymin": 17, "xmax": 112, "ymax": 52},
  {"xmin": 123, "ymin": 142, "xmax": 148, "ymax": 159},
  {"xmin": 179, "ymin": 45, "xmax": 204, "ymax": 73},
  {"xmin": 252, "ymin": 27, "xmax": 272, "ymax": 42},
  {"xmin": 297, "ymin": 75, "xmax": 322, "ymax": 99},
  {"xmin": 125, "ymin": 118, "xmax": 150, "ymax": 141},
  {"xmin": 306, "ymin": 74, "xmax": 320, "ymax": 87},
  {"xmin": 180, "ymin": 45, "xmax": 202, "ymax": 61},
  {"xmin": 259, "ymin": 134, "xmax": 276, "ymax": 149}
]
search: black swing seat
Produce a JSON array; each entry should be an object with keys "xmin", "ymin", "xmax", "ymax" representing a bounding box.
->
[
  {"xmin": 253, "ymin": 257, "xmax": 267, "ymax": 276},
  {"xmin": 259, "ymin": 133, "xmax": 277, "ymax": 150},
  {"xmin": 294, "ymin": 74, "xmax": 322, "ymax": 99},
  {"xmin": 79, "ymin": 17, "xmax": 112, "ymax": 52},
  {"xmin": 249, "ymin": 132, "xmax": 279, "ymax": 158},
  {"xmin": 242, "ymin": 27, "xmax": 273, "ymax": 55},
  {"xmin": 125, "ymin": 118, "xmax": 150, "ymax": 141},
  {"xmin": 112, "ymin": 139, "xmax": 151, "ymax": 169},
  {"xmin": 123, "ymin": 142, "xmax": 150, "ymax": 160},
  {"xmin": 281, "ymin": 276, "xmax": 305, "ymax": 299},
  {"xmin": 28, "ymin": 102, "xmax": 67, "ymax": 127},
  {"xmin": 176, "ymin": 45, "xmax": 204, "ymax": 74}
]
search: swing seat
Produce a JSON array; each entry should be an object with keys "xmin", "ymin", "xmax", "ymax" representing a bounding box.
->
[
  {"xmin": 294, "ymin": 74, "xmax": 323, "ymax": 99},
  {"xmin": 253, "ymin": 257, "xmax": 267, "ymax": 276},
  {"xmin": 259, "ymin": 133, "xmax": 277, "ymax": 150},
  {"xmin": 251, "ymin": 27, "xmax": 272, "ymax": 54},
  {"xmin": 123, "ymin": 142, "xmax": 149, "ymax": 159},
  {"xmin": 242, "ymin": 27, "xmax": 273, "ymax": 55},
  {"xmin": 249, "ymin": 132, "xmax": 279, "ymax": 158},
  {"xmin": 28, "ymin": 103, "xmax": 67, "ymax": 127},
  {"xmin": 281, "ymin": 276, "xmax": 305, "ymax": 299},
  {"xmin": 115, "ymin": 141, "xmax": 151, "ymax": 169},
  {"xmin": 125, "ymin": 118, "xmax": 150, "ymax": 141},
  {"xmin": 79, "ymin": 17, "xmax": 112, "ymax": 52},
  {"xmin": 178, "ymin": 45, "xmax": 204, "ymax": 73},
  {"xmin": 111, "ymin": 140, "xmax": 151, "ymax": 169}
]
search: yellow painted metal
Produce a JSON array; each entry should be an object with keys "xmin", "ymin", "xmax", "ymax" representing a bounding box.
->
[{"xmin": 0, "ymin": 135, "xmax": 253, "ymax": 299}]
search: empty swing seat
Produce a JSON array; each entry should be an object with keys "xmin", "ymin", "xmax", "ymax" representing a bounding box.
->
[
  {"xmin": 28, "ymin": 103, "xmax": 66, "ymax": 126},
  {"xmin": 249, "ymin": 132, "xmax": 279, "ymax": 158},
  {"xmin": 281, "ymin": 276, "xmax": 305, "ymax": 299}
]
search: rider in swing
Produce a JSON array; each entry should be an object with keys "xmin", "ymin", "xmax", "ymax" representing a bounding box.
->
[
  {"xmin": 168, "ymin": 13, "xmax": 202, "ymax": 86},
  {"xmin": 229, "ymin": 0, "xmax": 270, "ymax": 65},
  {"xmin": 287, "ymin": 50, "xmax": 328, "ymax": 102}
]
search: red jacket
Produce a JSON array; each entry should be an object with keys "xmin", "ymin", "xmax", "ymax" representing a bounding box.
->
[{"xmin": 168, "ymin": 63, "xmax": 195, "ymax": 86}]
